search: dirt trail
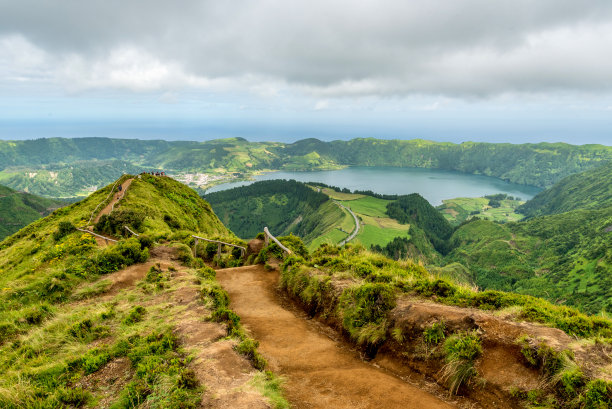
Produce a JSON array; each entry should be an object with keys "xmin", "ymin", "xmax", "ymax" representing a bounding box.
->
[
  {"xmin": 216, "ymin": 265, "xmax": 457, "ymax": 409},
  {"xmin": 70, "ymin": 248, "xmax": 270, "ymax": 408},
  {"xmin": 93, "ymin": 178, "xmax": 134, "ymax": 224}
]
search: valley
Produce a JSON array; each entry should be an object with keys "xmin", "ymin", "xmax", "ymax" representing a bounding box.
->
[
  {"xmin": 0, "ymin": 143, "xmax": 610, "ymax": 409},
  {"xmin": 4, "ymin": 3, "xmax": 612, "ymax": 408}
]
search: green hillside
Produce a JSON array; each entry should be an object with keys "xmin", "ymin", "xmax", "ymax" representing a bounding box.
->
[
  {"xmin": 0, "ymin": 160, "xmax": 147, "ymax": 197},
  {"xmin": 518, "ymin": 162, "xmax": 612, "ymax": 218},
  {"xmin": 206, "ymin": 180, "xmax": 341, "ymax": 242},
  {"xmin": 441, "ymin": 165, "xmax": 612, "ymax": 313},
  {"xmin": 1, "ymin": 137, "xmax": 610, "ymax": 197},
  {"xmin": 0, "ymin": 176, "xmax": 261, "ymax": 408},
  {"xmin": 95, "ymin": 174, "xmax": 230, "ymax": 238},
  {"xmin": 387, "ymin": 193, "xmax": 454, "ymax": 252},
  {"xmin": 445, "ymin": 206, "xmax": 612, "ymax": 314},
  {"xmin": 0, "ymin": 184, "xmax": 66, "ymax": 240}
]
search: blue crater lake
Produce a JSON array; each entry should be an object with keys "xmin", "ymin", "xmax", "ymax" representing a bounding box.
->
[{"xmin": 205, "ymin": 167, "xmax": 542, "ymax": 205}]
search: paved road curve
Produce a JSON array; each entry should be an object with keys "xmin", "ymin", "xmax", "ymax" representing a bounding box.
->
[{"xmin": 335, "ymin": 201, "xmax": 360, "ymax": 246}]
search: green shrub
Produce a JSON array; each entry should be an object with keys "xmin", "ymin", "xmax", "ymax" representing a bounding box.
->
[
  {"xmin": 174, "ymin": 243, "xmax": 194, "ymax": 266},
  {"xmin": 145, "ymin": 264, "xmax": 164, "ymax": 283},
  {"xmin": 196, "ymin": 266, "xmax": 216, "ymax": 280},
  {"xmin": 138, "ymin": 234, "xmax": 154, "ymax": 249},
  {"xmin": 95, "ymin": 209, "xmax": 145, "ymax": 237},
  {"xmin": 236, "ymin": 338, "xmax": 267, "ymax": 370},
  {"xmin": 53, "ymin": 221, "xmax": 76, "ymax": 241},
  {"xmin": 123, "ymin": 306, "xmax": 146, "ymax": 325},
  {"xmin": 339, "ymin": 283, "xmax": 396, "ymax": 346},
  {"xmin": 581, "ymin": 380, "xmax": 612, "ymax": 408},
  {"xmin": 90, "ymin": 238, "xmax": 149, "ymax": 275},
  {"xmin": 557, "ymin": 366, "xmax": 585, "ymax": 399},
  {"xmin": 201, "ymin": 282, "xmax": 230, "ymax": 309},
  {"xmin": 423, "ymin": 321, "xmax": 446, "ymax": 345},
  {"xmin": 258, "ymin": 234, "xmax": 308, "ymax": 262},
  {"xmin": 76, "ymin": 347, "xmax": 112, "ymax": 374}
]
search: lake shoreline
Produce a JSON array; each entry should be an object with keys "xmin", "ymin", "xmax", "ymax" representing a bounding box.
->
[{"xmin": 203, "ymin": 166, "xmax": 542, "ymax": 206}]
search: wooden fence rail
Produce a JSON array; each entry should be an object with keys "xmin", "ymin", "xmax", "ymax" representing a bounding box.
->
[
  {"xmin": 124, "ymin": 225, "xmax": 140, "ymax": 237},
  {"xmin": 87, "ymin": 178, "xmax": 123, "ymax": 225},
  {"xmin": 76, "ymin": 228, "xmax": 118, "ymax": 245},
  {"xmin": 263, "ymin": 227, "xmax": 292, "ymax": 255},
  {"xmin": 192, "ymin": 235, "xmax": 246, "ymax": 258}
]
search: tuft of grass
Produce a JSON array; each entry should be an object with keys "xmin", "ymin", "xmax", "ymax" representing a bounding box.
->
[
  {"xmin": 250, "ymin": 371, "xmax": 290, "ymax": 409},
  {"xmin": 440, "ymin": 331, "xmax": 482, "ymax": 394},
  {"xmin": 71, "ymin": 279, "xmax": 112, "ymax": 300}
]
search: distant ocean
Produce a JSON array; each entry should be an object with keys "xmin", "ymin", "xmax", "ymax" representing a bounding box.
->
[{"xmin": 1, "ymin": 119, "xmax": 610, "ymax": 145}]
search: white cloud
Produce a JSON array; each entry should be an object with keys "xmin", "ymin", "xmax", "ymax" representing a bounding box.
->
[
  {"xmin": 314, "ymin": 100, "xmax": 329, "ymax": 110},
  {"xmin": 1, "ymin": 1, "xmax": 612, "ymax": 98}
]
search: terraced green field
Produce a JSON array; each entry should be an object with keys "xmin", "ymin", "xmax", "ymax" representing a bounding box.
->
[
  {"xmin": 354, "ymin": 224, "xmax": 410, "ymax": 249},
  {"xmin": 340, "ymin": 196, "xmax": 390, "ymax": 218},
  {"xmin": 438, "ymin": 197, "xmax": 524, "ymax": 225}
]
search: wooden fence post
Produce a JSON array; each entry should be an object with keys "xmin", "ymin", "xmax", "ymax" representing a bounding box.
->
[
  {"xmin": 217, "ymin": 243, "xmax": 222, "ymax": 257},
  {"xmin": 193, "ymin": 238, "xmax": 198, "ymax": 257}
]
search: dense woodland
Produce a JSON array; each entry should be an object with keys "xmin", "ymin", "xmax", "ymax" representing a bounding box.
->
[{"xmin": 206, "ymin": 180, "xmax": 334, "ymax": 240}]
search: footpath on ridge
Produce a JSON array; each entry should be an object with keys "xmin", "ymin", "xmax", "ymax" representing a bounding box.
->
[
  {"xmin": 216, "ymin": 264, "xmax": 458, "ymax": 409},
  {"xmin": 93, "ymin": 178, "xmax": 134, "ymax": 224}
]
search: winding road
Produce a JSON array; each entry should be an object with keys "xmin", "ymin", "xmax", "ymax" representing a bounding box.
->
[{"xmin": 335, "ymin": 201, "xmax": 360, "ymax": 246}]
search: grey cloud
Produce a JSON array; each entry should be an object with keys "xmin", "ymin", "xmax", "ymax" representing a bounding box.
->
[{"xmin": 1, "ymin": 0, "xmax": 612, "ymax": 96}]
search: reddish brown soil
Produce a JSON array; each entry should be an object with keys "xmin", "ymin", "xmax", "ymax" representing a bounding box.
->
[
  {"xmin": 93, "ymin": 178, "xmax": 134, "ymax": 224},
  {"xmin": 76, "ymin": 357, "xmax": 133, "ymax": 409},
  {"xmin": 216, "ymin": 265, "xmax": 456, "ymax": 409},
  {"xmin": 247, "ymin": 239, "xmax": 265, "ymax": 256}
]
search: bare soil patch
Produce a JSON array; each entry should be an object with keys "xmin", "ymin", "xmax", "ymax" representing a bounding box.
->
[
  {"xmin": 216, "ymin": 265, "xmax": 456, "ymax": 409},
  {"xmin": 76, "ymin": 357, "xmax": 133, "ymax": 409}
]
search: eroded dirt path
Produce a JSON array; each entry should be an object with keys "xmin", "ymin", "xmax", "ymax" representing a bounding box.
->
[
  {"xmin": 93, "ymin": 178, "xmax": 134, "ymax": 224},
  {"xmin": 216, "ymin": 265, "xmax": 457, "ymax": 409}
]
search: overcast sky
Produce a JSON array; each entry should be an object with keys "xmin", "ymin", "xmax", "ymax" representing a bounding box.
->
[{"xmin": 1, "ymin": 0, "xmax": 611, "ymax": 144}]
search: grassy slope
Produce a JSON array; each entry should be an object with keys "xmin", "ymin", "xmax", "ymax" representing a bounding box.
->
[
  {"xmin": 119, "ymin": 174, "xmax": 230, "ymax": 237},
  {"xmin": 442, "ymin": 165, "xmax": 612, "ymax": 314},
  {"xmin": 518, "ymin": 162, "xmax": 612, "ymax": 218},
  {"xmin": 446, "ymin": 207, "xmax": 612, "ymax": 314},
  {"xmin": 0, "ymin": 185, "xmax": 66, "ymax": 240},
  {"xmin": 0, "ymin": 175, "xmax": 231, "ymax": 316},
  {"xmin": 0, "ymin": 176, "xmax": 280, "ymax": 408},
  {"xmin": 206, "ymin": 179, "xmax": 332, "ymax": 241}
]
